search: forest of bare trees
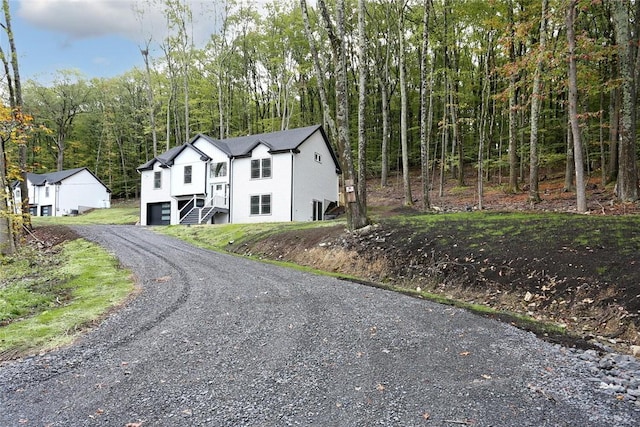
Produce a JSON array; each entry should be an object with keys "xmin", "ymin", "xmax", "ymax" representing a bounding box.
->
[{"xmin": 2, "ymin": 0, "xmax": 639, "ymax": 247}]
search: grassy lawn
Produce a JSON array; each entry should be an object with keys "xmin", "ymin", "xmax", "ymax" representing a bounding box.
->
[
  {"xmin": 1, "ymin": 203, "xmax": 139, "ymax": 359},
  {"xmin": 31, "ymin": 205, "xmax": 139, "ymax": 226},
  {"xmin": 159, "ymin": 219, "xmax": 345, "ymax": 251}
]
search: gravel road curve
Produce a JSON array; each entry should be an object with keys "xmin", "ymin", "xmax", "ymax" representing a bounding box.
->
[{"xmin": 1, "ymin": 225, "xmax": 638, "ymax": 426}]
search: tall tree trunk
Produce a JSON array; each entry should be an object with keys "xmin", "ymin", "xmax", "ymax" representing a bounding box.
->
[
  {"xmin": 419, "ymin": 0, "xmax": 432, "ymax": 211},
  {"xmin": 528, "ymin": 0, "xmax": 548, "ymax": 203},
  {"xmin": 478, "ymin": 35, "xmax": 492, "ymax": 211},
  {"xmin": 356, "ymin": 0, "xmax": 367, "ymax": 211},
  {"xmin": 607, "ymin": 88, "xmax": 620, "ymax": 183},
  {"xmin": 439, "ymin": 103, "xmax": 447, "ymax": 198},
  {"xmin": 611, "ymin": 0, "xmax": 639, "ymax": 201},
  {"xmin": 379, "ymin": 6, "xmax": 391, "ymax": 188},
  {"xmin": 380, "ymin": 77, "xmax": 390, "ymax": 187},
  {"xmin": 566, "ymin": 0, "xmax": 587, "ymax": 212},
  {"xmin": 300, "ymin": 0, "xmax": 337, "ymax": 140},
  {"xmin": 448, "ymin": 77, "xmax": 463, "ymax": 186},
  {"xmin": 141, "ymin": 43, "xmax": 158, "ymax": 157},
  {"xmin": 564, "ymin": 123, "xmax": 575, "ymax": 191},
  {"xmin": 0, "ymin": 136, "xmax": 15, "ymax": 255},
  {"xmin": 397, "ymin": 0, "xmax": 412, "ymax": 206},
  {"xmin": 309, "ymin": 0, "xmax": 367, "ymax": 230},
  {"xmin": 2, "ymin": 0, "xmax": 28, "ymax": 231},
  {"xmin": 507, "ymin": 2, "xmax": 519, "ymax": 193}
]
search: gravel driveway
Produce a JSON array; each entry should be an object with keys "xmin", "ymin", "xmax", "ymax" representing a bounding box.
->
[{"xmin": 1, "ymin": 225, "xmax": 638, "ymax": 426}]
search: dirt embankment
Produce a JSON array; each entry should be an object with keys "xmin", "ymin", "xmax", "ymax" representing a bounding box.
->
[{"xmin": 231, "ymin": 174, "xmax": 640, "ymax": 354}]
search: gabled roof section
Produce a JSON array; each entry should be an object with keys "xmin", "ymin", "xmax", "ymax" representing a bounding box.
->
[
  {"xmin": 27, "ymin": 167, "xmax": 112, "ymax": 193},
  {"xmin": 137, "ymin": 142, "xmax": 211, "ymax": 171},
  {"xmin": 198, "ymin": 125, "xmax": 341, "ymax": 172},
  {"xmin": 226, "ymin": 125, "xmax": 324, "ymax": 156}
]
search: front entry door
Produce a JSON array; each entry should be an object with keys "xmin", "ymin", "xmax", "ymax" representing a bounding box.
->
[{"xmin": 211, "ymin": 183, "xmax": 228, "ymax": 207}]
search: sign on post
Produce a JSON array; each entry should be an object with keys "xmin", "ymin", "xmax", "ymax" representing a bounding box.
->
[{"xmin": 345, "ymin": 179, "xmax": 356, "ymax": 203}]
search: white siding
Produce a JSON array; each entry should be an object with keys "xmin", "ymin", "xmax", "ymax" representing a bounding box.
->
[
  {"xmin": 170, "ymin": 148, "xmax": 207, "ymax": 197},
  {"xmin": 192, "ymin": 137, "xmax": 231, "ymax": 201},
  {"xmin": 139, "ymin": 164, "xmax": 174, "ymax": 225},
  {"xmin": 292, "ymin": 130, "xmax": 339, "ymax": 221},
  {"xmin": 37, "ymin": 183, "xmax": 56, "ymax": 215},
  {"xmin": 55, "ymin": 169, "xmax": 111, "ymax": 216},
  {"xmin": 231, "ymin": 144, "xmax": 293, "ymax": 223}
]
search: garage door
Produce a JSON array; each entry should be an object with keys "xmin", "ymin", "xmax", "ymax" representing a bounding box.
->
[{"xmin": 147, "ymin": 202, "xmax": 171, "ymax": 225}]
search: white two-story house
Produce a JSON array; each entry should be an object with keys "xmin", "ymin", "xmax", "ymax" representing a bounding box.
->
[
  {"xmin": 137, "ymin": 125, "xmax": 341, "ymax": 226},
  {"xmin": 12, "ymin": 167, "xmax": 111, "ymax": 217}
]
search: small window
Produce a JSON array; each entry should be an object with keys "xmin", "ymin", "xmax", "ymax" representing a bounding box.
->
[
  {"xmin": 250, "ymin": 194, "xmax": 271, "ymax": 215},
  {"xmin": 261, "ymin": 158, "xmax": 271, "ymax": 178},
  {"xmin": 184, "ymin": 165, "xmax": 192, "ymax": 184},
  {"xmin": 251, "ymin": 158, "xmax": 272, "ymax": 179},
  {"xmin": 314, "ymin": 152, "xmax": 322, "ymax": 163},
  {"xmin": 154, "ymin": 171, "xmax": 162, "ymax": 189},
  {"xmin": 45, "ymin": 186, "xmax": 50, "ymax": 197},
  {"xmin": 211, "ymin": 162, "xmax": 227, "ymax": 178}
]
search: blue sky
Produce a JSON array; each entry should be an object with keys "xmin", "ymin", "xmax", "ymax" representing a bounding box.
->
[{"xmin": 5, "ymin": 0, "xmax": 220, "ymax": 84}]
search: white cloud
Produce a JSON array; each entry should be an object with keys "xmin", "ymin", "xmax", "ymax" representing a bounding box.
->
[{"xmin": 17, "ymin": 0, "xmax": 220, "ymax": 45}]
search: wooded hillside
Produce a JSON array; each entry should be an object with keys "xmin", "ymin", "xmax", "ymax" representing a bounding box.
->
[{"xmin": 3, "ymin": 0, "xmax": 639, "ymax": 207}]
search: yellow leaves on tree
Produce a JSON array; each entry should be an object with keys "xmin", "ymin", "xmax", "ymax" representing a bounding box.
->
[{"xmin": 0, "ymin": 103, "xmax": 33, "ymax": 180}]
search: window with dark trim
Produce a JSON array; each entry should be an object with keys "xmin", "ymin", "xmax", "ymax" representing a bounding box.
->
[
  {"xmin": 184, "ymin": 165, "xmax": 192, "ymax": 184},
  {"xmin": 250, "ymin": 194, "xmax": 271, "ymax": 215},
  {"xmin": 154, "ymin": 171, "xmax": 162, "ymax": 189},
  {"xmin": 251, "ymin": 158, "xmax": 271, "ymax": 179}
]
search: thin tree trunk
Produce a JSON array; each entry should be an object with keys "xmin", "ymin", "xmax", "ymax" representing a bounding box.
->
[
  {"xmin": 529, "ymin": 0, "xmax": 548, "ymax": 203},
  {"xmin": 379, "ymin": 11, "xmax": 391, "ymax": 188},
  {"xmin": 599, "ymin": 88, "xmax": 606, "ymax": 186},
  {"xmin": 611, "ymin": 0, "xmax": 639, "ymax": 201},
  {"xmin": 300, "ymin": 0, "xmax": 337, "ymax": 140},
  {"xmin": 397, "ymin": 0, "xmax": 412, "ymax": 206},
  {"xmin": 166, "ymin": 90, "xmax": 171, "ymax": 150},
  {"xmin": 566, "ymin": 0, "xmax": 587, "ymax": 212},
  {"xmin": 380, "ymin": 78, "xmax": 390, "ymax": 187},
  {"xmin": 356, "ymin": 0, "xmax": 367, "ymax": 210},
  {"xmin": 3, "ymin": 0, "xmax": 28, "ymax": 231},
  {"xmin": 439, "ymin": 104, "xmax": 447, "ymax": 198},
  {"xmin": 141, "ymin": 44, "xmax": 158, "ymax": 157},
  {"xmin": 607, "ymin": 88, "xmax": 619, "ymax": 183},
  {"xmin": 564, "ymin": 123, "xmax": 575, "ymax": 191},
  {"xmin": 507, "ymin": 2, "xmax": 519, "ymax": 193},
  {"xmin": 420, "ymin": 0, "xmax": 432, "ymax": 211},
  {"xmin": 478, "ymin": 35, "xmax": 492, "ymax": 210},
  {"xmin": 0, "ymin": 136, "xmax": 15, "ymax": 254}
]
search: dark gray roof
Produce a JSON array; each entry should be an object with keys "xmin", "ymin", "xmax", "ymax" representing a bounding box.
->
[
  {"xmin": 28, "ymin": 167, "xmax": 85, "ymax": 185},
  {"xmin": 200, "ymin": 125, "xmax": 326, "ymax": 157},
  {"xmin": 137, "ymin": 143, "xmax": 211, "ymax": 171},
  {"xmin": 140, "ymin": 125, "xmax": 340, "ymax": 173},
  {"xmin": 26, "ymin": 167, "xmax": 111, "ymax": 193}
]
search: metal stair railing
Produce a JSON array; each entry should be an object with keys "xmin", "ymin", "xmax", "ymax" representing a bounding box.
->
[{"xmin": 179, "ymin": 194, "xmax": 228, "ymax": 225}]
